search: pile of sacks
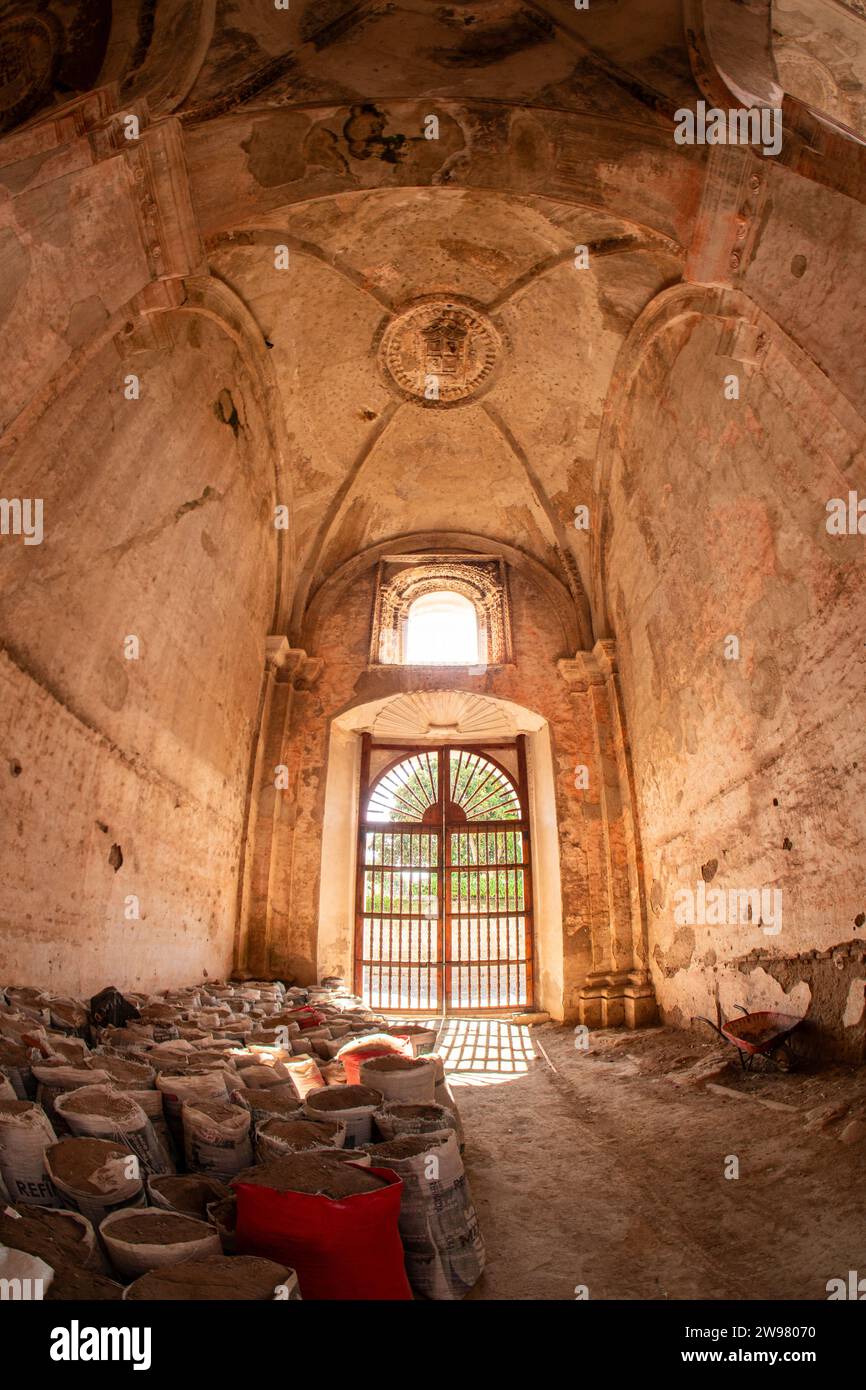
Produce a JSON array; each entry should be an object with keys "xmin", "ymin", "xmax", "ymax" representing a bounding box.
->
[{"xmin": 0, "ymin": 977, "xmax": 484, "ymax": 1301}]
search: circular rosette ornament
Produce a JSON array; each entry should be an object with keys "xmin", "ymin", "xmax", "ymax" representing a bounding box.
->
[{"xmin": 377, "ymin": 297, "xmax": 503, "ymax": 407}]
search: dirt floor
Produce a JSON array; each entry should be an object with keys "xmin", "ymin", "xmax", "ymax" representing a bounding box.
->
[{"xmin": 437, "ymin": 1019, "xmax": 866, "ymax": 1301}]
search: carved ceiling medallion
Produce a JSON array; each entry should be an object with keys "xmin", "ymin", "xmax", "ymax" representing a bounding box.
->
[{"xmin": 377, "ymin": 297, "xmax": 502, "ymax": 407}]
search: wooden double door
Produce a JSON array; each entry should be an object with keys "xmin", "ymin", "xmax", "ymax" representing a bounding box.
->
[{"xmin": 354, "ymin": 735, "xmax": 534, "ymax": 1013}]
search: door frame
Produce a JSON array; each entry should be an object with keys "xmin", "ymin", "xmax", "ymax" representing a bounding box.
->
[{"xmin": 353, "ymin": 733, "xmax": 535, "ymax": 1014}]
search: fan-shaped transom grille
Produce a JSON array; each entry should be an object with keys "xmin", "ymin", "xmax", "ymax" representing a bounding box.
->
[
  {"xmin": 366, "ymin": 749, "xmax": 521, "ymax": 824},
  {"xmin": 367, "ymin": 751, "xmax": 439, "ymax": 823},
  {"xmin": 449, "ymin": 749, "xmax": 520, "ymax": 821}
]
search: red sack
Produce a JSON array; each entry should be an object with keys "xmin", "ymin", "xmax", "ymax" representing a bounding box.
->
[
  {"xmin": 286, "ymin": 1007, "xmax": 326, "ymax": 1031},
  {"xmin": 234, "ymin": 1164, "xmax": 412, "ymax": 1300},
  {"xmin": 338, "ymin": 1036, "xmax": 412, "ymax": 1085}
]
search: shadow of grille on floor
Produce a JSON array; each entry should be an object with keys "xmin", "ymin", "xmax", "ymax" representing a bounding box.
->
[{"xmin": 422, "ymin": 1017, "xmax": 537, "ymax": 1083}]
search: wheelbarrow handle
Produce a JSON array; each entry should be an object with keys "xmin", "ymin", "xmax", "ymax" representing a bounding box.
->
[{"xmin": 693, "ymin": 1016, "xmax": 728, "ymax": 1041}]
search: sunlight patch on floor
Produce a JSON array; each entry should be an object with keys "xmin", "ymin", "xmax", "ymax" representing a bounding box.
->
[{"xmin": 436, "ymin": 1017, "xmax": 536, "ymax": 1086}]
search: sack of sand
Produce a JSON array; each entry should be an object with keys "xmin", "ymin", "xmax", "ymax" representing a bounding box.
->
[
  {"xmin": 232, "ymin": 1151, "xmax": 411, "ymax": 1299},
  {"xmin": 303, "ymin": 1084, "xmax": 383, "ymax": 1149},
  {"xmin": 32, "ymin": 1061, "xmax": 111, "ymax": 1129},
  {"xmin": 100, "ymin": 1207, "xmax": 221, "ymax": 1280},
  {"xmin": 0, "ymin": 1098, "xmax": 57, "ymax": 1205},
  {"xmin": 367, "ymin": 1130, "xmax": 485, "ymax": 1299},
  {"xmin": 45, "ymin": 1137, "xmax": 145, "ymax": 1225},
  {"xmin": 282, "ymin": 1056, "xmax": 326, "ymax": 1101},
  {"xmin": 336, "ymin": 1033, "xmax": 411, "ymax": 1085},
  {"xmin": 146, "ymin": 1173, "xmax": 229, "ymax": 1219},
  {"xmin": 372, "ymin": 1100, "xmax": 460, "ymax": 1145},
  {"xmin": 0, "ymin": 1038, "xmax": 41, "ymax": 1099},
  {"xmin": 155, "ymin": 1069, "xmax": 228, "ymax": 1147},
  {"xmin": 358, "ymin": 1054, "xmax": 437, "ymax": 1104},
  {"xmin": 123, "ymin": 1254, "xmax": 300, "ymax": 1301},
  {"xmin": 254, "ymin": 1117, "xmax": 346, "ymax": 1162},
  {"xmin": 181, "ymin": 1099, "xmax": 253, "ymax": 1176},
  {"xmin": 54, "ymin": 1085, "xmax": 173, "ymax": 1176},
  {"xmin": 0, "ymin": 1201, "xmax": 103, "ymax": 1273}
]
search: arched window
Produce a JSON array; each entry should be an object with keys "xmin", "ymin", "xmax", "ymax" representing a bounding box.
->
[
  {"xmin": 371, "ymin": 554, "xmax": 512, "ymax": 666},
  {"xmin": 405, "ymin": 589, "xmax": 479, "ymax": 665}
]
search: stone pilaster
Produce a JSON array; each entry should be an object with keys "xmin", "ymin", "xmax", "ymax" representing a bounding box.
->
[
  {"xmin": 558, "ymin": 640, "xmax": 657, "ymax": 1029},
  {"xmin": 235, "ymin": 639, "xmax": 321, "ymax": 979}
]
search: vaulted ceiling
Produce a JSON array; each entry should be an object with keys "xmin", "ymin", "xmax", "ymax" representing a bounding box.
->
[
  {"xmin": 5, "ymin": 0, "xmax": 864, "ymax": 647},
  {"xmin": 209, "ymin": 191, "xmax": 681, "ymax": 614},
  {"xmin": 172, "ymin": 0, "xmax": 697, "ymax": 632}
]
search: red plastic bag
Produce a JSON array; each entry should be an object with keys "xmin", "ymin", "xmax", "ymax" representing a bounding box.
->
[{"xmin": 233, "ymin": 1163, "xmax": 412, "ymax": 1300}]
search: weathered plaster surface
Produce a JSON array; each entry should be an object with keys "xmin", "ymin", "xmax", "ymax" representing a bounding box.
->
[
  {"xmin": 0, "ymin": 319, "xmax": 277, "ymax": 994},
  {"xmin": 606, "ymin": 311, "xmax": 866, "ymax": 1057}
]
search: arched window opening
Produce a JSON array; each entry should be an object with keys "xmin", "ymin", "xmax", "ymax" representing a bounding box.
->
[
  {"xmin": 370, "ymin": 554, "xmax": 512, "ymax": 667},
  {"xmin": 405, "ymin": 590, "xmax": 479, "ymax": 665}
]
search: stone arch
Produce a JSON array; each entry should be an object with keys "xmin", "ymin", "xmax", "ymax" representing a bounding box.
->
[
  {"xmin": 1, "ymin": 270, "xmax": 292, "ymax": 637},
  {"xmin": 184, "ymin": 107, "xmax": 702, "ymax": 250},
  {"xmin": 593, "ymin": 272, "xmax": 866, "ymax": 1053},
  {"xmin": 590, "ymin": 280, "xmax": 866, "ymax": 637},
  {"xmin": 370, "ymin": 690, "xmax": 517, "ymax": 742},
  {"xmin": 301, "ymin": 532, "xmax": 589, "ymax": 653},
  {"xmin": 98, "ymin": 0, "xmax": 217, "ymax": 117},
  {"xmin": 683, "ymin": 0, "xmax": 866, "ymax": 195}
]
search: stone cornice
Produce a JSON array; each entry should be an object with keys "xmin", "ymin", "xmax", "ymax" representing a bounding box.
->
[
  {"xmin": 557, "ymin": 639, "xmax": 618, "ymax": 690},
  {"xmin": 265, "ymin": 638, "xmax": 322, "ymax": 687}
]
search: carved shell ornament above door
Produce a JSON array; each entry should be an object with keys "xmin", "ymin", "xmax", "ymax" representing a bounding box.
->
[{"xmin": 371, "ymin": 690, "xmax": 516, "ymax": 741}]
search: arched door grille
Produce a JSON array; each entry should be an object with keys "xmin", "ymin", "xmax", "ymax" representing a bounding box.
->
[{"xmin": 355, "ymin": 735, "xmax": 534, "ymax": 1013}]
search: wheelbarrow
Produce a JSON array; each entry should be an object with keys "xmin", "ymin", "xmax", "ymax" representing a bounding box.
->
[{"xmin": 694, "ymin": 1005, "xmax": 804, "ymax": 1071}]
